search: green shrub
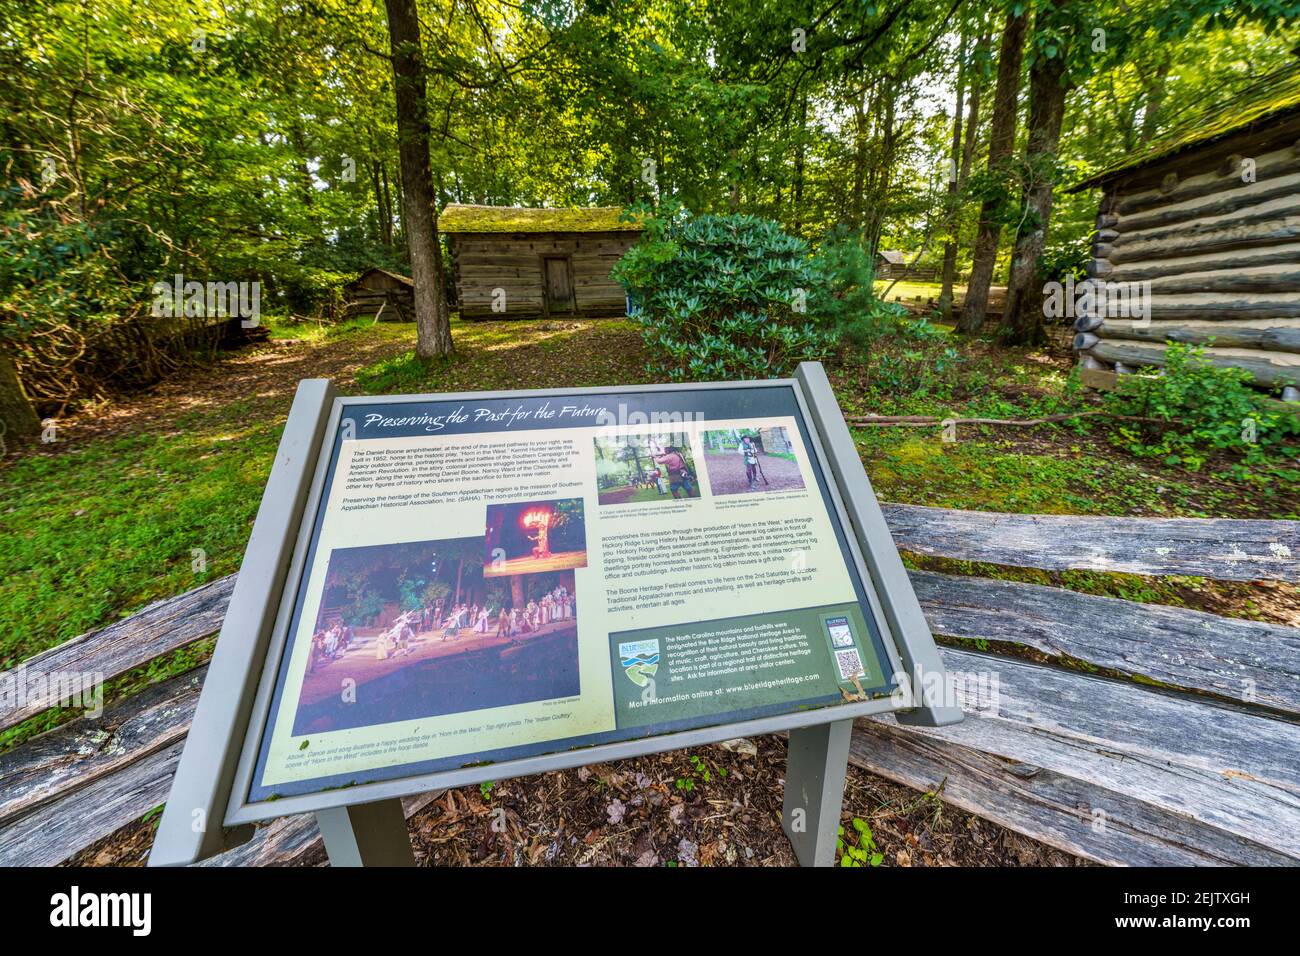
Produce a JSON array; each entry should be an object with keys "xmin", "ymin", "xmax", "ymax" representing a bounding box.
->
[
  {"xmin": 613, "ymin": 204, "xmax": 835, "ymax": 380},
  {"xmin": 275, "ymin": 266, "xmax": 351, "ymax": 321},
  {"xmin": 1036, "ymin": 237, "xmax": 1088, "ymax": 286},
  {"xmin": 1101, "ymin": 343, "xmax": 1300, "ymax": 481},
  {"xmin": 807, "ymin": 227, "xmax": 913, "ymax": 347}
]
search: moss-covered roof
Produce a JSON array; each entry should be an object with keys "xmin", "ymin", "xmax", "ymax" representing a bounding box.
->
[
  {"xmin": 1072, "ymin": 63, "xmax": 1300, "ymax": 191},
  {"xmin": 348, "ymin": 268, "xmax": 413, "ymax": 287},
  {"xmin": 439, "ymin": 204, "xmax": 642, "ymax": 234}
]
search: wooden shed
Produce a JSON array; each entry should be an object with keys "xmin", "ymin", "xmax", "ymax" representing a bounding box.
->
[
  {"xmin": 1071, "ymin": 64, "xmax": 1300, "ymax": 394},
  {"xmin": 440, "ymin": 205, "xmax": 642, "ymax": 319},
  {"xmin": 875, "ymin": 250, "xmax": 907, "ymax": 276},
  {"xmin": 875, "ymin": 250, "xmax": 937, "ymax": 282},
  {"xmin": 344, "ymin": 268, "xmax": 414, "ymax": 322}
]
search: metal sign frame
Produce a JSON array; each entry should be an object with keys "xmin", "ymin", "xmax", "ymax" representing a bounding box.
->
[{"xmin": 149, "ymin": 362, "xmax": 960, "ymax": 868}]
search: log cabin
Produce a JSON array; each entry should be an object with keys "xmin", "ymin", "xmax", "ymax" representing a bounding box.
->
[
  {"xmin": 876, "ymin": 250, "xmax": 938, "ymax": 283},
  {"xmin": 344, "ymin": 268, "xmax": 415, "ymax": 322},
  {"xmin": 439, "ymin": 204, "xmax": 642, "ymax": 319},
  {"xmin": 1070, "ymin": 63, "xmax": 1300, "ymax": 396},
  {"xmin": 875, "ymin": 249, "xmax": 908, "ymax": 276}
]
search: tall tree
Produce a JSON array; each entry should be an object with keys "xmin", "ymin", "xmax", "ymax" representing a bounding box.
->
[
  {"xmin": 1001, "ymin": 0, "xmax": 1074, "ymax": 344},
  {"xmin": 958, "ymin": 6, "xmax": 1028, "ymax": 335},
  {"xmin": 383, "ymin": 0, "xmax": 451, "ymax": 358},
  {"xmin": 938, "ymin": 32, "xmax": 970, "ymax": 316},
  {"xmin": 942, "ymin": 33, "xmax": 989, "ymax": 312},
  {"xmin": 1139, "ymin": 55, "xmax": 1172, "ymax": 144}
]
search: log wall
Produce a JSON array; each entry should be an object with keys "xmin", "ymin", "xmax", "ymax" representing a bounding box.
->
[
  {"xmin": 1077, "ymin": 114, "xmax": 1300, "ymax": 393},
  {"xmin": 344, "ymin": 272, "xmax": 415, "ymax": 322},
  {"xmin": 449, "ymin": 231, "xmax": 639, "ymax": 319}
]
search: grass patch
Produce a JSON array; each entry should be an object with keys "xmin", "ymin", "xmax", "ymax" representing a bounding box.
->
[
  {"xmin": 0, "ymin": 403, "xmax": 280, "ymax": 664},
  {"xmin": 262, "ymin": 315, "xmax": 384, "ymax": 344},
  {"xmin": 873, "ymin": 280, "xmax": 952, "ymax": 304},
  {"xmin": 355, "ymin": 318, "xmax": 645, "ymax": 394}
]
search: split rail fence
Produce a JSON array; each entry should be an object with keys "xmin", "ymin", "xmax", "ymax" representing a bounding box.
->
[{"xmin": 2, "ymin": 504, "xmax": 1297, "ymax": 866}]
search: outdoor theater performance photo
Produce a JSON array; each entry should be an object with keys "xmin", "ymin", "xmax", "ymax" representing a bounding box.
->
[
  {"xmin": 291, "ymin": 537, "xmax": 579, "ymax": 735},
  {"xmin": 484, "ymin": 497, "xmax": 587, "ymax": 577},
  {"xmin": 593, "ymin": 433, "xmax": 702, "ymax": 505},
  {"xmin": 701, "ymin": 427, "xmax": 807, "ymax": 496}
]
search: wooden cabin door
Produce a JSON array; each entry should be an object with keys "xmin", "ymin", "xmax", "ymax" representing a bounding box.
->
[{"xmin": 542, "ymin": 256, "xmax": 575, "ymax": 313}]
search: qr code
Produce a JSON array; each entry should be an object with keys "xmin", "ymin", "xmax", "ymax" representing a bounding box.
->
[{"xmin": 834, "ymin": 649, "xmax": 865, "ymax": 680}]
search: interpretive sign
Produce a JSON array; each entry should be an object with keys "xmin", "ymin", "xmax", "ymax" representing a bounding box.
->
[{"xmin": 150, "ymin": 363, "xmax": 960, "ymax": 868}]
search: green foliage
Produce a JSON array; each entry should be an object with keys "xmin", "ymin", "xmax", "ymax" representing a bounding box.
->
[
  {"xmin": 5, "ymin": 0, "xmax": 1296, "ymax": 414},
  {"xmin": 807, "ymin": 228, "xmax": 914, "ymax": 348},
  {"xmin": 613, "ymin": 203, "xmax": 836, "ymax": 380},
  {"xmin": 397, "ymin": 572, "xmax": 448, "ymax": 613},
  {"xmin": 961, "ymin": 164, "xmax": 1024, "ymax": 232},
  {"xmin": 0, "ymin": 0, "xmax": 406, "ymax": 408},
  {"xmin": 869, "ymin": 341, "xmax": 964, "ymax": 402},
  {"xmin": 276, "ymin": 267, "xmax": 352, "ymax": 321},
  {"xmin": 0, "ymin": 193, "xmax": 167, "ymax": 404},
  {"xmin": 341, "ymin": 582, "xmax": 386, "ymax": 627},
  {"xmin": 837, "ymin": 817, "xmax": 884, "ymax": 867},
  {"xmin": 1035, "ymin": 237, "xmax": 1089, "ymax": 286},
  {"xmin": 674, "ymin": 752, "xmax": 726, "ymax": 792},
  {"xmin": 1101, "ymin": 344, "xmax": 1300, "ymax": 481}
]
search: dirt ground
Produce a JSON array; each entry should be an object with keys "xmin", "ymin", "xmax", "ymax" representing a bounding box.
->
[
  {"xmin": 9, "ymin": 324, "xmax": 415, "ymax": 454},
  {"xmin": 68, "ymin": 736, "xmax": 1090, "ymax": 867},
  {"xmin": 702, "ymin": 449, "xmax": 807, "ymax": 495}
]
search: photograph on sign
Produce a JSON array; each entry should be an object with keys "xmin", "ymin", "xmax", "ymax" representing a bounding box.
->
[
  {"xmin": 292, "ymin": 536, "xmax": 581, "ymax": 736},
  {"xmin": 244, "ymin": 385, "xmax": 899, "ymax": 805},
  {"xmin": 593, "ymin": 433, "xmax": 701, "ymax": 504},
  {"xmin": 484, "ymin": 497, "xmax": 588, "ymax": 575},
  {"xmin": 700, "ymin": 427, "xmax": 807, "ymax": 496}
]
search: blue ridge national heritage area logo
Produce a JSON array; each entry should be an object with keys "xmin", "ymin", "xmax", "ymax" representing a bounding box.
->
[{"xmin": 619, "ymin": 638, "xmax": 660, "ymax": 687}]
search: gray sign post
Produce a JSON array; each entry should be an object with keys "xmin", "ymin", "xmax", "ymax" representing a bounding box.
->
[{"xmin": 149, "ymin": 363, "xmax": 960, "ymax": 868}]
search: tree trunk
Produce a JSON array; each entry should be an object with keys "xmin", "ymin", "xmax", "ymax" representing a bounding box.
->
[
  {"xmin": 288, "ymin": 122, "xmax": 315, "ymax": 211},
  {"xmin": 382, "ymin": 163, "xmax": 395, "ymax": 234},
  {"xmin": 793, "ymin": 91, "xmax": 807, "ymax": 234},
  {"xmin": 372, "ymin": 159, "xmax": 393, "ymax": 246},
  {"xmin": 960, "ymin": 40, "xmax": 986, "ymax": 184},
  {"xmin": 0, "ymin": 349, "xmax": 40, "ymax": 442},
  {"xmin": 861, "ymin": 90, "xmax": 896, "ymax": 255},
  {"xmin": 383, "ymin": 0, "xmax": 452, "ymax": 357},
  {"xmin": 850, "ymin": 88, "xmax": 869, "ymax": 230},
  {"xmin": 1140, "ymin": 58, "xmax": 1171, "ymax": 145},
  {"xmin": 1001, "ymin": 6, "xmax": 1071, "ymax": 345},
  {"xmin": 957, "ymin": 9, "xmax": 1027, "ymax": 335},
  {"xmin": 938, "ymin": 34, "xmax": 970, "ymax": 316},
  {"xmin": 942, "ymin": 35, "xmax": 988, "ymax": 315}
]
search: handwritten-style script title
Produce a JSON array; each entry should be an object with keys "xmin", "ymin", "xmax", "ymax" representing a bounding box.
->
[{"xmin": 362, "ymin": 402, "xmax": 612, "ymax": 433}]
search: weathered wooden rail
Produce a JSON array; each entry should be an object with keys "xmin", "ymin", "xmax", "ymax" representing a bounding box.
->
[{"xmin": 1, "ymin": 505, "xmax": 1296, "ymax": 866}]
